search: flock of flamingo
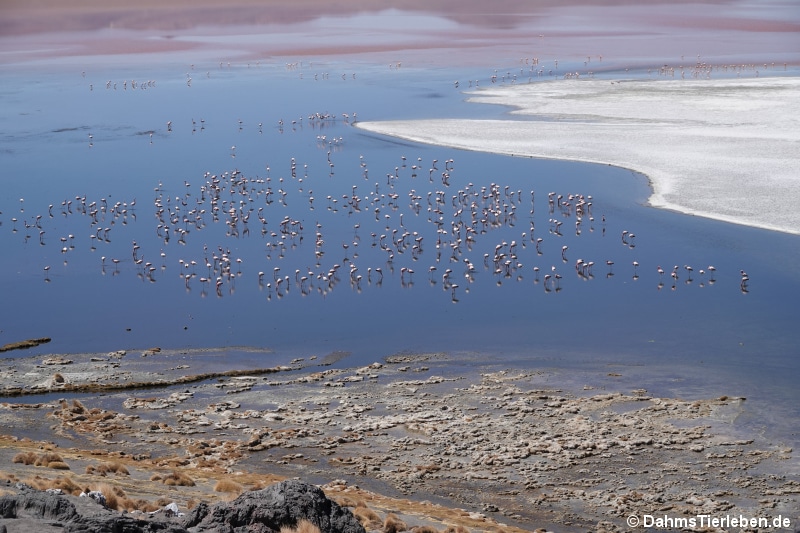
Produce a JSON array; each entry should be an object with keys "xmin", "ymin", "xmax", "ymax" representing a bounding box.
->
[
  {"xmin": 1, "ymin": 58, "xmax": 755, "ymax": 305},
  {"xmin": 4, "ymin": 124, "xmax": 746, "ymax": 304}
]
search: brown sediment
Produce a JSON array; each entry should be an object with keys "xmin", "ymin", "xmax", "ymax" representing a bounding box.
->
[{"xmin": 0, "ymin": 337, "xmax": 51, "ymax": 353}]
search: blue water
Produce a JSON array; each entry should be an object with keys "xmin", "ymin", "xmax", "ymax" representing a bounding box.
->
[{"xmin": 1, "ymin": 58, "xmax": 798, "ymax": 445}]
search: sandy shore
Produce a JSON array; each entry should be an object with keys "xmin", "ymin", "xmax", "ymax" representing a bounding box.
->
[{"xmin": 0, "ymin": 348, "xmax": 796, "ymax": 531}]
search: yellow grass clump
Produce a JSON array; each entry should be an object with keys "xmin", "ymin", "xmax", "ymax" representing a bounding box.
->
[
  {"xmin": 155, "ymin": 496, "xmax": 175, "ymax": 507},
  {"xmin": 56, "ymin": 477, "xmax": 80, "ymax": 494},
  {"xmin": 214, "ymin": 479, "xmax": 244, "ymax": 494},
  {"xmin": 353, "ymin": 504, "xmax": 383, "ymax": 530},
  {"xmin": 0, "ymin": 472, "xmax": 18, "ymax": 483},
  {"xmin": 333, "ymin": 495, "xmax": 357, "ymax": 507},
  {"xmin": 34, "ymin": 452, "xmax": 62, "ymax": 466},
  {"xmin": 155, "ymin": 470, "xmax": 195, "ymax": 487},
  {"xmin": 90, "ymin": 483, "xmax": 163, "ymax": 512},
  {"xmin": 30, "ymin": 452, "xmax": 69, "ymax": 470},
  {"xmin": 27, "ymin": 475, "xmax": 81, "ymax": 495},
  {"xmin": 384, "ymin": 512, "xmax": 409, "ymax": 533},
  {"xmin": 86, "ymin": 461, "xmax": 130, "ymax": 476},
  {"xmin": 92, "ymin": 482, "xmax": 126, "ymax": 510},
  {"xmin": 12, "ymin": 451, "xmax": 38, "ymax": 465}
]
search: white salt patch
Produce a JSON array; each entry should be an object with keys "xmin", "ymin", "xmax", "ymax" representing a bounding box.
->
[{"xmin": 357, "ymin": 77, "xmax": 800, "ymax": 235}]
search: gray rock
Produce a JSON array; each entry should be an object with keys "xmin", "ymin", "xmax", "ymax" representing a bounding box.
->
[
  {"xmin": 0, "ymin": 485, "xmax": 187, "ymax": 533},
  {"xmin": 0, "ymin": 487, "xmax": 78, "ymax": 522},
  {"xmin": 0, "ymin": 481, "xmax": 361, "ymax": 533},
  {"xmin": 184, "ymin": 480, "xmax": 365, "ymax": 533},
  {"xmin": 65, "ymin": 513, "xmax": 188, "ymax": 533}
]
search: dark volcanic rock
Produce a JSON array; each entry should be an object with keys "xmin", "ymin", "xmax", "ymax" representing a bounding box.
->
[
  {"xmin": 0, "ymin": 485, "xmax": 187, "ymax": 533},
  {"xmin": 66, "ymin": 514, "xmax": 189, "ymax": 533},
  {"xmin": 0, "ymin": 487, "xmax": 78, "ymax": 522},
  {"xmin": 0, "ymin": 481, "xmax": 362, "ymax": 533},
  {"xmin": 184, "ymin": 480, "xmax": 366, "ymax": 533}
]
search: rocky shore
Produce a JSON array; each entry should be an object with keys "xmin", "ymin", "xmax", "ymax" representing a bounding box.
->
[
  {"xmin": 0, "ymin": 478, "xmax": 365, "ymax": 532},
  {"xmin": 0, "ymin": 348, "xmax": 797, "ymax": 532}
]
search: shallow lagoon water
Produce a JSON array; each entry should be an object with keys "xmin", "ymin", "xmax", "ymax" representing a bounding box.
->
[{"xmin": 1, "ymin": 54, "xmax": 799, "ymax": 449}]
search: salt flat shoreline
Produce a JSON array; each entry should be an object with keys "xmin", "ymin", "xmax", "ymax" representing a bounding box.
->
[
  {"xmin": 356, "ymin": 75, "xmax": 800, "ymax": 236},
  {"xmin": 0, "ymin": 348, "xmax": 796, "ymax": 531}
]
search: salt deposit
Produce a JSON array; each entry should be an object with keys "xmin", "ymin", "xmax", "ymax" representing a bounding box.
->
[{"xmin": 358, "ymin": 76, "xmax": 800, "ymax": 235}]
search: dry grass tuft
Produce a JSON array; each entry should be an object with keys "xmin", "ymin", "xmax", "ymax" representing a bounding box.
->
[
  {"xmin": 132, "ymin": 498, "xmax": 162, "ymax": 513},
  {"xmin": 214, "ymin": 479, "xmax": 244, "ymax": 494},
  {"xmin": 384, "ymin": 512, "xmax": 408, "ymax": 533},
  {"xmin": 443, "ymin": 527, "xmax": 470, "ymax": 533},
  {"xmin": 51, "ymin": 476, "xmax": 81, "ymax": 494},
  {"xmin": 27, "ymin": 475, "xmax": 81, "ymax": 495},
  {"xmin": 0, "ymin": 472, "xmax": 19, "ymax": 483},
  {"xmin": 34, "ymin": 451, "xmax": 62, "ymax": 466},
  {"xmin": 247, "ymin": 480, "xmax": 268, "ymax": 491},
  {"xmin": 333, "ymin": 495, "xmax": 357, "ymax": 507},
  {"xmin": 280, "ymin": 519, "xmax": 322, "ymax": 533},
  {"xmin": 410, "ymin": 527, "xmax": 440, "ymax": 533},
  {"xmin": 160, "ymin": 470, "xmax": 195, "ymax": 487},
  {"xmin": 86, "ymin": 482, "xmax": 157, "ymax": 512},
  {"xmin": 12, "ymin": 451, "xmax": 38, "ymax": 465},
  {"xmin": 353, "ymin": 506, "xmax": 383, "ymax": 530},
  {"xmin": 86, "ymin": 461, "xmax": 130, "ymax": 477},
  {"xmin": 13, "ymin": 450, "xmax": 72, "ymax": 469},
  {"xmin": 93, "ymin": 482, "xmax": 124, "ymax": 510},
  {"xmin": 155, "ymin": 496, "xmax": 173, "ymax": 507},
  {"xmin": 29, "ymin": 452, "xmax": 69, "ymax": 469}
]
